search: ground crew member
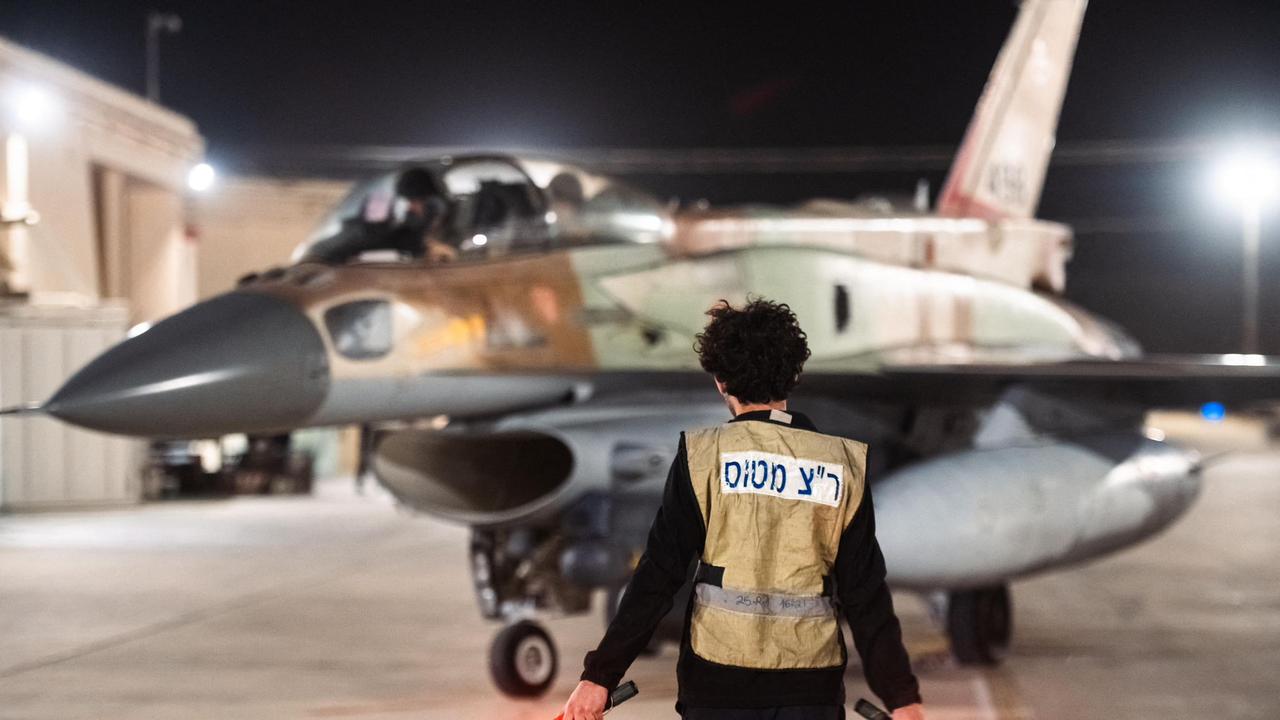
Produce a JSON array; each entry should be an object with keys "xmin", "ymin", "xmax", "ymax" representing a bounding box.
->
[{"xmin": 560, "ymin": 298, "xmax": 925, "ymax": 720}]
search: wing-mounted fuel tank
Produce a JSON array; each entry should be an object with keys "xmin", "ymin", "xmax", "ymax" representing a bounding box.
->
[{"xmin": 874, "ymin": 432, "xmax": 1202, "ymax": 591}]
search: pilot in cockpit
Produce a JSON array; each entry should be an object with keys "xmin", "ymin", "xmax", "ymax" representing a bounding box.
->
[{"xmin": 390, "ymin": 168, "xmax": 456, "ymax": 263}]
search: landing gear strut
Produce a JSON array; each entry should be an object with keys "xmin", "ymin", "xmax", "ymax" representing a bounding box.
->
[
  {"xmin": 489, "ymin": 620, "xmax": 558, "ymax": 697},
  {"xmin": 946, "ymin": 584, "xmax": 1012, "ymax": 665}
]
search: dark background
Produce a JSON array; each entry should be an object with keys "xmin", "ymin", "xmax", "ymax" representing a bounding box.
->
[{"xmin": 2, "ymin": 0, "xmax": 1279, "ymax": 353}]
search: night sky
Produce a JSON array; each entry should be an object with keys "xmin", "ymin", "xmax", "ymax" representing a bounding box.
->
[{"xmin": 2, "ymin": 1, "xmax": 1279, "ymax": 353}]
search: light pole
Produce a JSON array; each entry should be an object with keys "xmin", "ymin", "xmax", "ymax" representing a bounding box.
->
[
  {"xmin": 145, "ymin": 12, "xmax": 182, "ymax": 103},
  {"xmin": 1211, "ymin": 151, "xmax": 1278, "ymax": 354}
]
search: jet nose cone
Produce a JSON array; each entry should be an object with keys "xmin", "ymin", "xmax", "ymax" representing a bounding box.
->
[{"xmin": 47, "ymin": 292, "xmax": 330, "ymax": 438}]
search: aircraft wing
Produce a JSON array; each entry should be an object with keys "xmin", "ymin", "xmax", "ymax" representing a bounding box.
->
[
  {"xmin": 873, "ymin": 353, "xmax": 1280, "ymax": 410},
  {"xmin": 583, "ymin": 354, "xmax": 1280, "ymax": 412}
]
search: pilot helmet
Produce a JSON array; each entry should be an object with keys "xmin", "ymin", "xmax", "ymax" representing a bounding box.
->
[
  {"xmin": 394, "ymin": 167, "xmax": 441, "ymax": 201},
  {"xmin": 393, "ymin": 168, "xmax": 448, "ymax": 225}
]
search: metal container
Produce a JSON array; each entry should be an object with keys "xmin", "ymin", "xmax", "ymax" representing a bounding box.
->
[{"xmin": 0, "ymin": 302, "xmax": 140, "ymax": 510}]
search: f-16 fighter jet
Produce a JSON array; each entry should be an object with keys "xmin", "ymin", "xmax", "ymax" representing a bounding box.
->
[{"xmin": 9, "ymin": 0, "xmax": 1280, "ymax": 698}]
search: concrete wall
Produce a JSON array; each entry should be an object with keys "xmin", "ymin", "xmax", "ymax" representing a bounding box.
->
[
  {"xmin": 125, "ymin": 182, "xmax": 196, "ymax": 322},
  {"xmin": 0, "ymin": 39, "xmax": 362, "ymax": 504},
  {"xmin": 0, "ymin": 38, "xmax": 202, "ymax": 509},
  {"xmin": 0, "ymin": 303, "xmax": 139, "ymax": 510},
  {"xmin": 0, "ymin": 37, "xmax": 203, "ymax": 323},
  {"xmin": 192, "ymin": 176, "xmax": 349, "ymax": 298}
]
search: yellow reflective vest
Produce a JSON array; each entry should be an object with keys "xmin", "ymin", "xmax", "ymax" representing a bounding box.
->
[{"xmin": 683, "ymin": 408, "xmax": 868, "ymax": 669}]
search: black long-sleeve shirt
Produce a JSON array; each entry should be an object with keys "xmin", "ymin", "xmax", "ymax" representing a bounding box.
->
[{"xmin": 581, "ymin": 409, "xmax": 921, "ymax": 713}]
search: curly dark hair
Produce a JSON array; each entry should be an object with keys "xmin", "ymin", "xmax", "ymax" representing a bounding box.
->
[{"xmin": 693, "ymin": 297, "xmax": 811, "ymax": 404}]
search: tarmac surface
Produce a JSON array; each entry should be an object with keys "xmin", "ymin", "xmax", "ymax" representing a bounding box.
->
[{"xmin": 0, "ymin": 412, "xmax": 1277, "ymax": 720}]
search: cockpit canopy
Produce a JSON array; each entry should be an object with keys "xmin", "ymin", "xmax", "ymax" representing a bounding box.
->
[{"xmin": 293, "ymin": 155, "xmax": 672, "ymax": 265}]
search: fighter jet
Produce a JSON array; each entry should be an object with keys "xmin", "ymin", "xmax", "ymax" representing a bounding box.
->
[{"xmin": 8, "ymin": 0, "xmax": 1280, "ymax": 697}]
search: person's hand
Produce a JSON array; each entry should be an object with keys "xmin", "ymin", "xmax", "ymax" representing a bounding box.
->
[
  {"xmin": 561, "ymin": 680, "xmax": 609, "ymax": 720},
  {"xmin": 891, "ymin": 703, "xmax": 925, "ymax": 720},
  {"xmin": 426, "ymin": 239, "xmax": 458, "ymax": 263}
]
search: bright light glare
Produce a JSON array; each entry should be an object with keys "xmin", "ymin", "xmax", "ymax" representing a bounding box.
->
[
  {"xmin": 1221, "ymin": 352, "xmax": 1267, "ymax": 366},
  {"xmin": 10, "ymin": 85, "xmax": 55, "ymax": 127},
  {"xmin": 1211, "ymin": 151, "xmax": 1279, "ymax": 209},
  {"xmin": 472, "ymin": 234, "xmax": 488, "ymax": 247},
  {"xmin": 187, "ymin": 163, "xmax": 216, "ymax": 192}
]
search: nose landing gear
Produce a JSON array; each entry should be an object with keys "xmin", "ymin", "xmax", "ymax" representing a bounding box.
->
[{"xmin": 489, "ymin": 620, "xmax": 558, "ymax": 697}]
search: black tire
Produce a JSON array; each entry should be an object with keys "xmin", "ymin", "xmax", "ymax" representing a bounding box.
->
[
  {"xmin": 287, "ymin": 452, "xmax": 314, "ymax": 493},
  {"xmin": 946, "ymin": 584, "xmax": 1012, "ymax": 665},
  {"xmin": 489, "ymin": 621, "xmax": 557, "ymax": 697}
]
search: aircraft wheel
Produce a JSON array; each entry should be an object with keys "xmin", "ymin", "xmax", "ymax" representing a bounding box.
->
[
  {"xmin": 489, "ymin": 620, "xmax": 557, "ymax": 697},
  {"xmin": 946, "ymin": 584, "xmax": 1012, "ymax": 665}
]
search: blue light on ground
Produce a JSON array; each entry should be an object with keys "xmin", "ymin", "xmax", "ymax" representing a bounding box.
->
[{"xmin": 1201, "ymin": 402, "xmax": 1226, "ymax": 422}]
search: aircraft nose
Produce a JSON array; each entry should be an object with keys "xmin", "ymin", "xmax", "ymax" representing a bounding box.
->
[{"xmin": 46, "ymin": 292, "xmax": 330, "ymax": 438}]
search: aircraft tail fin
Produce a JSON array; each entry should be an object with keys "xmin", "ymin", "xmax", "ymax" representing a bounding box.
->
[{"xmin": 937, "ymin": 0, "xmax": 1088, "ymax": 220}]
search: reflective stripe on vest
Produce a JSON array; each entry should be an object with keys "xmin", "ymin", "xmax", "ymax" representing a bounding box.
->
[
  {"xmin": 694, "ymin": 583, "xmax": 835, "ymax": 618},
  {"xmin": 684, "ymin": 419, "xmax": 867, "ymax": 670}
]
